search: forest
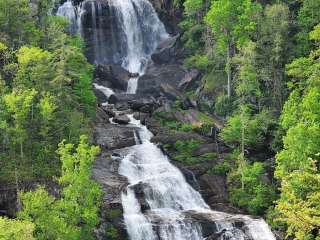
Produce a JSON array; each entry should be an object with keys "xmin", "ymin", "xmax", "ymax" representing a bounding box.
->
[
  {"xmin": 0, "ymin": 0, "xmax": 319, "ymax": 239},
  {"xmin": 176, "ymin": 0, "xmax": 320, "ymax": 238}
]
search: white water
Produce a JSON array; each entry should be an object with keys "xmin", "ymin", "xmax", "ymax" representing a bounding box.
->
[
  {"xmin": 93, "ymin": 83, "xmax": 115, "ymax": 99},
  {"xmin": 109, "ymin": 0, "xmax": 168, "ymax": 74},
  {"xmin": 127, "ymin": 77, "xmax": 139, "ymax": 94},
  {"xmin": 56, "ymin": 0, "xmax": 78, "ymax": 34},
  {"xmin": 118, "ymin": 116, "xmax": 276, "ymax": 240},
  {"xmin": 109, "ymin": 0, "xmax": 168, "ymax": 93}
]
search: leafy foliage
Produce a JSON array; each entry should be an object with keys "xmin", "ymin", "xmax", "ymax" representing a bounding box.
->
[
  {"xmin": 274, "ymin": 24, "xmax": 320, "ymax": 239},
  {"xmin": 0, "ymin": 217, "xmax": 35, "ymax": 240},
  {"xmin": 0, "ymin": 6, "xmax": 95, "ymax": 181},
  {"xmin": 173, "ymin": 140, "xmax": 203, "ymax": 165},
  {"xmin": 19, "ymin": 136, "xmax": 102, "ymax": 240},
  {"xmin": 228, "ymin": 161, "xmax": 276, "ymax": 215}
]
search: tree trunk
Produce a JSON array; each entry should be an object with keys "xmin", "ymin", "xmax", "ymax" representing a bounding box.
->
[
  {"xmin": 227, "ymin": 44, "xmax": 232, "ymax": 97},
  {"xmin": 240, "ymin": 121, "xmax": 245, "ymax": 190}
]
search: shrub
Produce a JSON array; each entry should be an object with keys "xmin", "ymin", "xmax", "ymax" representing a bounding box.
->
[
  {"xmin": 106, "ymin": 209, "xmax": 122, "ymax": 220},
  {"xmin": 173, "ymin": 140, "xmax": 203, "ymax": 165},
  {"xmin": 228, "ymin": 162, "xmax": 277, "ymax": 215},
  {"xmin": 105, "ymin": 225, "xmax": 119, "ymax": 240},
  {"xmin": 211, "ymin": 161, "xmax": 232, "ymax": 176}
]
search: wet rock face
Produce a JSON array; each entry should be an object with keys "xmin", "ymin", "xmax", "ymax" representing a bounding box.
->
[
  {"xmin": 93, "ymin": 111, "xmax": 133, "ymax": 240},
  {"xmin": 148, "ymin": 0, "xmax": 183, "ymax": 35},
  {"xmin": 151, "ymin": 35, "xmax": 183, "ymax": 64},
  {"xmin": 94, "ymin": 64, "xmax": 131, "ymax": 91},
  {"xmin": 92, "ymin": 151, "xmax": 130, "ymax": 240},
  {"xmin": 137, "ymin": 64, "xmax": 187, "ymax": 97}
]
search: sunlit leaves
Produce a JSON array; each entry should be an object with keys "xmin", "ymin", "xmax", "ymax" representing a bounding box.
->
[
  {"xmin": 276, "ymin": 24, "xmax": 320, "ymax": 239},
  {"xmin": 19, "ymin": 136, "xmax": 102, "ymax": 240},
  {"xmin": 0, "ymin": 217, "xmax": 35, "ymax": 240}
]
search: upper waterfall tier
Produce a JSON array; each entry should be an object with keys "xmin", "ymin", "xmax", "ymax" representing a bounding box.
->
[{"xmin": 57, "ymin": 0, "xmax": 168, "ymax": 74}]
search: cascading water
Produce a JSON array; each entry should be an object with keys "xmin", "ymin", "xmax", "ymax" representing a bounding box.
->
[
  {"xmin": 118, "ymin": 116, "xmax": 276, "ymax": 240},
  {"xmin": 57, "ymin": 0, "xmax": 168, "ymax": 94},
  {"xmin": 106, "ymin": 0, "xmax": 169, "ymax": 93},
  {"xmin": 57, "ymin": 1, "xmax": 277, "ymax": 239}
]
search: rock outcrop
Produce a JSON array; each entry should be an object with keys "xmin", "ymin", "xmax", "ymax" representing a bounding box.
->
[
  {"xmin": 113, "ymin": 114, "xmax": 130, "ymax": 125},
  {"xmin": 151, "ymin": 35, "xmax": 183, "ymax": 64},
  {"xmin": 94, "ymin": 64, "xmax": 131, "ymax": 91},
  {"xmin": 94, "ymin": 124, "xmax": 136, "ymax": 150}
]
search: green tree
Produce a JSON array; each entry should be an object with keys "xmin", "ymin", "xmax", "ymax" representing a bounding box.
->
[
  {"xmin": 0, "ymin": 0, "xmax": 41, "ymax": 47},
  {"xmin": 257, "ymin": 3, "xmax": 290, "ymax": 111},
  {"xmin": 221, "ymin": 42, "xmax": 271, "ymax": 151},
  {"xmin": 14, "ymin": 46, "xmax": 53, "ymax": 91},
  {"xmin": 221, "ymin": 41, "xmax": 276, "ymax": 215},
  {"xmin": 205, "ymin": 0, "xmax": 261, "ymax": 97},
  {"xmin": 57, "ymin": 135, "xmax": 102, "ymax": 239},
  {"xmin": 19, "ymin": 136, "xmax": 102, "ymax": 240},
  {"xmin": 295, "ymin": 0, "xmax": 320, "ymax": 56},
  {"xmin": 184, "ymin": 0, "xmax": 204, "ymax": 22},
  {"xmin": 19, "ymin": 186, "xmax": 81, "ymax": 240},
  {"xmin": 228, "ymin": 162, "xmax": 276, "ymax": 215},
  {"xmin": 3, "ymin": 88, "xmax": 37, "ymax": 161},
  {"xmin": 275, "ymin": 24, "xmax": 320, "ymax": 239}
]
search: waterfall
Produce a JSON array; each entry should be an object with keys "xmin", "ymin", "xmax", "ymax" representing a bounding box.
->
[
  {"xmin": 57, "ymin": 1, "xmax": 277, "ymax": 239},
  {"xmin": 57, "ymin": 0, "xmax": 168, "ymax": 94},
  {"xmin": 118, "ymin": 116, "xmax": 276, "ymax": 240}
]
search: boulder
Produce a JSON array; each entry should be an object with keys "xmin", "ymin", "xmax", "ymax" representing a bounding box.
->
[
  {"xmin": 94, "ymin": 124, "xmax": 136, "ymax": 150},
  {"xmin": 108, "ymin": 93, "xmax": 139, "ymax": 105},
  {"xmin": 137, "ymin": 64, "xmax": 187, "ymax": 97},
  {"xmin": 128, "ymin": 97, "xmax": 158, "ymax": 113},
  {"xmin": 113, "ymin": 114, "xmax": 130, "ymax": 125},
  {"xmin": 160, "ymin": 83, "xmax": 183, "ymax": 101},
  {"xmin": 94, "ymin": 64, "xmax": 131, "ymax": 91},
  {"xmin": 151, "ymin": 35, "xmax": 180, "ymax": 64}
]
